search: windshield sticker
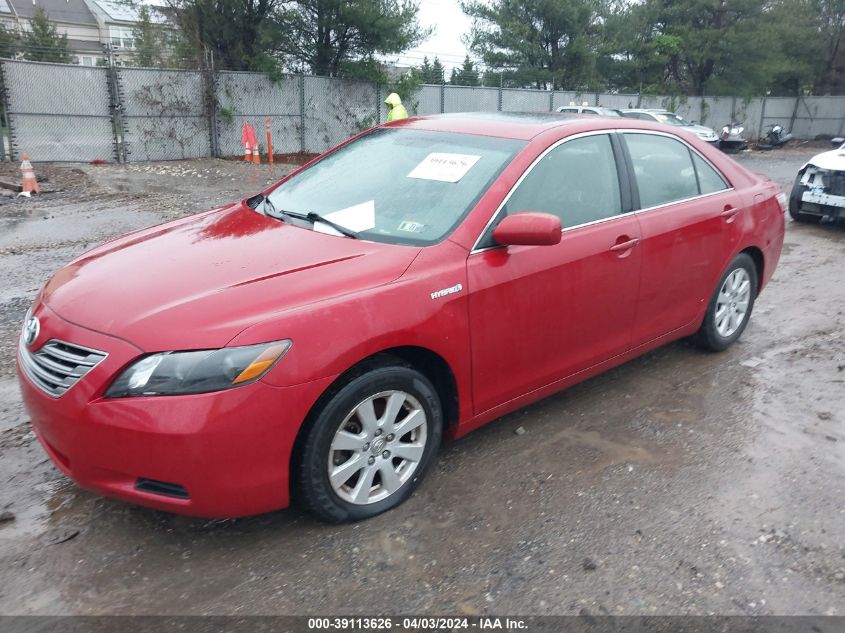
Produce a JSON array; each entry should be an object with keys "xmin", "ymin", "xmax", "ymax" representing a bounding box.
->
[
  {"xmin": 313, "ymin": 200, "xmax": 376, "ymax": 236},
  {"xmin": 408, "ymin": 153, "xmax": 481, "ymax": 183},
  {"xmin": 397, "ymin": 220, "xmax": 425, "ymax": 233}
]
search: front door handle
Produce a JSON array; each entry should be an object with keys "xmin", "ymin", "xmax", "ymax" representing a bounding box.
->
[{"xmin": 610, "ymin": 237, "xmax": 640, "ymax": 252}]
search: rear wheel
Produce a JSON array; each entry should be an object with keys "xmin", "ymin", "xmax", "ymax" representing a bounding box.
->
[
  {"xmin": 294, "ymin": 362, "xmax": 442, "ymax": 522},
  {"xmin": 693, "ymin": 253, "xmax": 758, "ymax": 352}
]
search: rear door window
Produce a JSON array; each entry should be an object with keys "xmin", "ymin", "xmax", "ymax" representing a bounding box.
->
[
  {"xmin": 692, "ymin": 153, "xmax": 729, "ymax": 194},
  {"xmin": 624, "ymin": 133, "xmax": 699, "ymax": 208}
]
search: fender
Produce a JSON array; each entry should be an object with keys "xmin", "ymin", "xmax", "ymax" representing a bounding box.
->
[{"xmin": 228, "ymin": 240, "xmax": 475, "ymax": 423}]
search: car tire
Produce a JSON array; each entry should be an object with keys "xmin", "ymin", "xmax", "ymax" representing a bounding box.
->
[
  {"xmin": 294, "ymin": 360, "xmax": 443, "ymax": 523},
  {"xmin": 788, "ymin": 177, "xmax": 820, "ymax": 223},
  {"xmin": 693, "ymin": 253, "xmax": 758, "ymax": 352}
]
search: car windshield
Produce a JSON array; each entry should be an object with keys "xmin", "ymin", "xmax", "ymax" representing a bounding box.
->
[
  {"xmin": 267, "ymin": 128, "xmax": 525, "ymax": 246},
  {"xmin": 654, "ymin": 112, "xmax": 690, "ymax": 126}
]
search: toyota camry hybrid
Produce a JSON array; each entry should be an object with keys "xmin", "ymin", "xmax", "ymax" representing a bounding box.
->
[{"xmin": 17, "ymin": 113, "xmax": 785, "ymax": 522}]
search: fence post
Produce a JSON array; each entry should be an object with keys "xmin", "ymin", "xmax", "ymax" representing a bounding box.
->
[
  {"xmin": 375, "ymin": 83, "xmax": 381, "ymax": 124},
  {"xmin": 789, "ymin": 93, "xmax": 801, "ymax": 137},
  {"xmin": 838, "ymin": 111, "xmax": 845, "ymax": 136},
  {"xmin": 299, "ymin": 74, "xmax": 306, "ymax": 154},
  {"xmin": 104, "ymin": 45, "xmax": 125, "ymax": 163},
  {"xmin": 548, "ymin": 90, "xmax": 553, "ymax": 112},
  {"xmin": 440, "ymin": 82, "xmax": 445, "ymax": 114},
  {"xmin": 204, "ymin": 47, "xmax": 219, "ymax": 158},
  {"xmin": 757, "ymin": 95, "xmax": 767, "ymax": 139},
  {"xmin": 0, "ymin": 61, "xmax": 13, "ymax": 161},
  {"xmin": 594, "ymin": 91, "xmax": 600, "ymax": 106},
  {"xmin": 498, "ymin": 85, "xmax": 503, "ymax": 112}
]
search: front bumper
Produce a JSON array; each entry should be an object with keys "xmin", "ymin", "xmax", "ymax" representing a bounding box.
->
[
  {"xmin": 18, "ymin": 303, "xmax": 334, "ymax": 518},
  {"xmin": 795, "ymin": 165, "xmax": 845, "ymax": 218}
]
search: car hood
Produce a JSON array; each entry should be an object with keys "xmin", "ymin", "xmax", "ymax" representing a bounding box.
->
[
  {"xmin": 41, "ymin": 203, "xmax": 421, "ymax": 351},
  {"xmin": 806, "ymin": 147, "xmax": 845, "ymax": 171}
]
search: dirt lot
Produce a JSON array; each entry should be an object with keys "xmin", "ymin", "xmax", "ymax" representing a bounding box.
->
[{"xmin": 0, "ymin": 147, "xmax": 843, "ymax": 616}]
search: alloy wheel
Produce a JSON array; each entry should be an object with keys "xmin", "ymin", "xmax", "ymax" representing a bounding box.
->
[
  {"xmin": 327, "ymin": 390, "xmax": 428, "ymax": 505},
  {"xmin": 715, "ymin": 268, "xmax": 751, "ymax": 338}
]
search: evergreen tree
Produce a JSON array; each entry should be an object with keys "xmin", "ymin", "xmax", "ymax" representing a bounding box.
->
[
  {"xmin": 461, "ymin": 0, "xmax": 601, "ymax": 89},
  {"xmin": 450, "ymin": 55, "xmax": 480, "ymax": 85},
  {"xmin": 0, "ymin": 23, "xmax": 17, "ymax": 59},
  {"xmin": 276, "ymin": 0, "xmax": 430, "ymax": 77},
  {"xmin": 413, "ymin": 56, "xmax": 434, "ymax": 83},
  {"xmin": 430, "ymin": 56, "xmax": 445, "ymax": 83},
  {"xmin": 131, "ymin": 6, "xmax": 165, "ymax": 67},
  {"xmin": 22, "ymin": 8, "xmax": 73, "ymax": 63}
]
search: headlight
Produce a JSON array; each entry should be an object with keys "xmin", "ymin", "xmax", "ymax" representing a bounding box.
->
[{"xmin": 105, "ymin": 340, "xmax": 291, "ymax": 398}]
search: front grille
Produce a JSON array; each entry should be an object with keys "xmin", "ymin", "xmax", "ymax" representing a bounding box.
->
[{"xmin": 19, "ymin": 338, "xmax": 107, "ymax": 397}]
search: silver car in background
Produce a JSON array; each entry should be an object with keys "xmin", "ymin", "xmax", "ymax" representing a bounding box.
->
[{"xmin": 621, "ymin": 109, "xmax": 720, "ymax": 144}]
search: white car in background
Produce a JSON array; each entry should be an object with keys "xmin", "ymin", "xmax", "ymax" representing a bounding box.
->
[
  {"xmin": 556, "ymin": 105, "xmax": 623, "ymax": 117},
  {"xmin": 788, "ymin": 138, "xmax": 845, "ymax": 223},
  {"xmin": 621, "ymin": 109, "xmax": 720, "ymax": 144}
]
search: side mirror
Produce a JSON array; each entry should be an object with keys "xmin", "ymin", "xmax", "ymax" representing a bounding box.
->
[
  {"xmin": 492, "ymin": 212, "xmax": 562, "ymax": 246},
  {"xmin": 832, "ymin": 137, "xmax": 844, "ymax": 148}
]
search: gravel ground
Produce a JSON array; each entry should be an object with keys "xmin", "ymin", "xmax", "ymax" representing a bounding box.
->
[{"xmin": 0, "ymin": 150, "xmax": 842, "ymax": 616}]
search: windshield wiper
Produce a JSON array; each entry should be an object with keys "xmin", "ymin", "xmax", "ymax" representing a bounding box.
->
[{"xmin": 278, "ymin": 210, "xmax": 359, "ymax": 239}]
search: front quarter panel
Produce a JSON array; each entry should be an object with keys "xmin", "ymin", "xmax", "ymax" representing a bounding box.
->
[{"xmin": 227, "ymin": 239, "xmax": 474, "ymax": 423}]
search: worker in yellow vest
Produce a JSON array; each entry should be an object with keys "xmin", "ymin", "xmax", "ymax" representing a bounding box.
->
[{"xmin": 385, "ymin": 93, "xmax": 408, "ymax": 122}]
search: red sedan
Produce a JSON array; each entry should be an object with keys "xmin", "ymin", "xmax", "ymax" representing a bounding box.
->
[{"xmin": 17, "ymin": 114, "xmax": 785, "ymax": 522}]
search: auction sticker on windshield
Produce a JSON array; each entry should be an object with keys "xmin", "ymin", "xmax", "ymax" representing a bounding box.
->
[
  {"xmin": 313, "ymin": 200, "xmax": 376, "ymax": 235},
  {"xmin": 407, "ymin": 153, "xmax": 481, "ymax": 183}
]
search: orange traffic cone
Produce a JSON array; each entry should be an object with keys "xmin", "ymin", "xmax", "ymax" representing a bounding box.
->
[
  {"xmin": 242, "ymin": 121, "xmax": 251, "ymax": 161},
  {"xmin": 250, "ymin": 124, "xmax": 260, "ymax": 164},
  {"xmin": 21, "ymin": 154, "xmax": 40, "ymax": 195}
]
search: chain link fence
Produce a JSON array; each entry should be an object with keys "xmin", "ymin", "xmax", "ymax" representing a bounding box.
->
[
  {"xmin": 215, "ymin": 71, "xmax": 301, "ymax": 157},
  {"xmin": 303, "ymin": 76, "xmax": 381, "ymax": 154},
  {"xmin": 1, "ymin": 59, "xmax": 115, "ymax": 162},
  {"xmin": 118, "ymin": 67, "xmax": 211, "ymax": 162},
  {"xmin": 2, "ymin": 56, "xmax": 845, "ymax": 163}
]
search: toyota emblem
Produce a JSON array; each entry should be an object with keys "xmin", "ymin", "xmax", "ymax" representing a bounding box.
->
[{"xmin": 23, "ymin": 315, "xmax": 40, "ymax": 346}]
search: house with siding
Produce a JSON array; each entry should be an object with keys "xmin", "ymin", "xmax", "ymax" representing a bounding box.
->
[
  {"xmin": 0, "ymin": 0, "xmax": 171, "ymax": 66},
  {"xmin": 83, "ymin": 0, "xmax": 170, "ymax": 64},
  {"xmin": 0, "ymin": 0, "xmax": 104, "ymax": 65}
]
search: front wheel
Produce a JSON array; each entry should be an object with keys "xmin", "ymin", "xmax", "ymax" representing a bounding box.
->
[
  {"xmin": 294, "ymin": 362, "xmax": 442, "ymax": 522},
  {"xmin": 693, "ymin": 253, "xmax": 758, "ymax": 352}
]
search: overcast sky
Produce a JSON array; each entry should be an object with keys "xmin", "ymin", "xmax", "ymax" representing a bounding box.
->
[{"xmin": 394, "ymin": 0, "xmax": 474, "ymax": 72}]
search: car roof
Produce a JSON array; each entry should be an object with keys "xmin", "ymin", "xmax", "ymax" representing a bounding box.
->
[
  {"xmin": 622, "ymin": 109, "xmax": 671, "ymax": 114},
  {"xmin": 381, "ymin": 111, "xmax": 712, "ymax": 144},
  {"xmin": 389, "ymin": 112, "xmax": 604, "ymax": 140}
]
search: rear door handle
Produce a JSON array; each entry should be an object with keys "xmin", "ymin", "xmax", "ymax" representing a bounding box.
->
[
  {"xmin": 720, "ymin": 205, "xmax": 740, "ymax": 220},
  {"xmin": 610, "ymin": 238, "xmax": 639, "ymax": 252}
]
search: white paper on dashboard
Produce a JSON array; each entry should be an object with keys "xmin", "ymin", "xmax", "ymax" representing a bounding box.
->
[
  {"xmin": 313, "ymin": 200, "xmax": 376, "ymax": 235},
  {"xmin": 407, "ymin": 153, "xmax": 481, "ymax": 183}
]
